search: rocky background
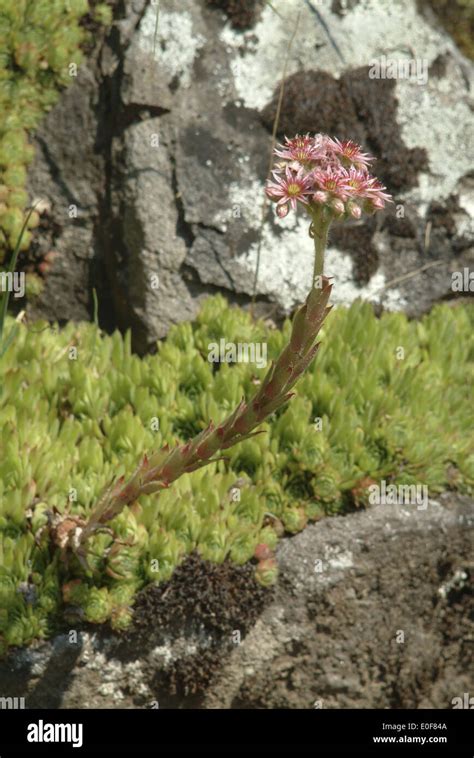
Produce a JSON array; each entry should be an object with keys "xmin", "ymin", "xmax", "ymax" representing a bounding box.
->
[
  {"xmin": 9, "ymin": 0, "xmax": 473, "ymax": 708},
  {"xmin": 26, "ymin": 0, "xmax": 474, "ymax": 352}
]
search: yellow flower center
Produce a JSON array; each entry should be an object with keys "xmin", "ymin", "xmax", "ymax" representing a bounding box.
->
[{"xmin": 287, "ymin": 183, "xmax": 301, "ymax": 196}]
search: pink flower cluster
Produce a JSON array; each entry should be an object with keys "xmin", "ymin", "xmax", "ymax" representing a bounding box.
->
[{"xmin": 265, "ymin": 134, "xmax": 392, "ymax": 220}]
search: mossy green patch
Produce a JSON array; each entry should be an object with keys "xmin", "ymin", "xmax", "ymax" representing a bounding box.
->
[
  {"xmin": 0, "ymin": 296, "xmax": 473, "ymax": 653},
  {"xmin": 0, "ymin": 0, "xmax": 112, "ymax": 268}
]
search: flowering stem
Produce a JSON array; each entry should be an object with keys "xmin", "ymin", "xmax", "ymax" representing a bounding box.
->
[
  {"xmin": 311, "ymin": 210, "xmax": 332, "ymax": 286},
  {"xmin": 78, "ymin": 278, "xmax": 333, "ymax": 548}
]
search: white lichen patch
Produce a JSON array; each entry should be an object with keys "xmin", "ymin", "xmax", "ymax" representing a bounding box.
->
[
  {"xmin": 458, "ymin": 191, "xmax": 474, "ymax": 224},
  {"xmin": 29, "ymin": 655, "xmax": 50, "ymax": 678},
  {"xmin": 438, "ymin": 569, "xmax": 469, "ymax": 600},
  {"xmin": 221, "ymin": 0, "xmax": 473, "ymax": 214},
  {"xmin": 81, "ymin": 648, "xmax": 107, "ymax": 671},
  {"xmin": 150, "ymin": 633, "xmax": 212, "ymax": 669},
  {"xmin": 220, "ymin": 0, "xmax": 459, "ymax": 109},
  {"xmin": 236, "ymin": 211, "xmax": 407, "ymax": 312},
  {"xmin": 221, "ymin": 5, "xmax": 297, "ymax": 110},
  {"xmin": 455, "ymin": 181, "xmax": 474, "ymax": 240},
  {"xmin": 98, "ymin": 682, "xmax": 120, "ymax": 698},
  {"xmin": 138, "ymin": 6, "xmax": 206, "ymax": 87},
  {"xmin": 213, "ymin": 177, "xmax": 264, "ymax": 232},
  {"xmin": 324, "ymin": 546, "xmax": 354, "ymax": 571},
  {"xmin": 100, "ymin": 658, "xmax": 125, "ymax": 683},
  {"xmin": 397, "ymin": 70, "xmax": 474, "ymax": 207},
  {"xmin": 151, "ymin": 643, "xmax": 174, "ymax": 667},
  {"xmin": 74, "ymin": 636, "xmax": 152, "ymax": 701}
]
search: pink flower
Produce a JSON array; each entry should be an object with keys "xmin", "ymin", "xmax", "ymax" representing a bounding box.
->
[
  {"xmin": 327, "ymin": 138, "xmax": 374, "ymax": 169},
  {"xmin": 265, "ymin": 165, "xmax": 314, "ymax": 216},
  {"xmin": 363, "ymin": 178, "xmax": 392, "ymax": 206},
  {"xmin": 341, "ymin": 168, "xmax": 392, "ymax": 209},
  {"xmin": 266, "ymin": 133, "xmax": 391, "ymax": 220},
  {"xmin": 313, "ymin": 166, "xmax": 349, "ymax": 199},
  {"xmin": 275, "ymin": 134, "xmax": 325, "ymax": 166},
  {"xmin": 340, "ymin": 166, "xmax": 372, "ymax": 196}
]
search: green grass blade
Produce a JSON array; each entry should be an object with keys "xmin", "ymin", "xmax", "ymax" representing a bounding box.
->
[
  {"xmin": 0, "ymin": 203, "xmax": 38, "ymax": 353},
  {"xmin": 0, "ymin": 323, "xmax": 19, "ymax": 360}
]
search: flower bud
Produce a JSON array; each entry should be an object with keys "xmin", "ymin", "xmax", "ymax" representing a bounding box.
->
[
  {"xmin": 313, "ymin": 190, "xmax": 328, "ymax": 204},
  {"xmin": 276, "ymin": 203, "xmax": 289, "ymax": 218},
  {"xmin": 331, "ymin": 197, "xmax": 345, "ymax": 216},
  {"xmin": 371, "ymin": 196, "xmax": 385, "ymax": 210},
  {"xmin": 346, "ymin": 201, "xmax": 361, "ymax": 219}
]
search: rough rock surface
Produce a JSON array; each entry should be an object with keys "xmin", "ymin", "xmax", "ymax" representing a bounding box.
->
[
  {"xmin": 1, "ymin": 493, "xmax": 472, "ymax": 709},
  {"xmin": 26, "ymin": 0, "xmax": 474, "ymax": 350},
  {"xmin": 26, "ymin": 62, "xmax": 106, "ymax": 323}
]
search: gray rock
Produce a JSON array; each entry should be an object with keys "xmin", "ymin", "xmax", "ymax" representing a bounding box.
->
[
  {"xmin": 204, "ymin": 493, "xmax": 474, "ymax": 709},
  {"xmin": 108, "ymin": 118, "xmax": 193, "ymax": 344},
  {"xmin": 26, "ymin": 64, "xmax": 105, "ymax": 323},
  {"xmin": 1, "ymin": 493, "xmax": 472, "ymax": 708},
  {"xmin": 26, "ymin": 0, "xmax": 474, "ymax": 347}
]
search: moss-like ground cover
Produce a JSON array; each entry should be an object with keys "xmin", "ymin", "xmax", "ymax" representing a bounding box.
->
[
  {"xmin": 0, "ymin": 297, "xmax": 473, "ymax": 653},
  {"xmin": 0, "ymin": 0, "xmax": 111, "ymax": 278}
]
